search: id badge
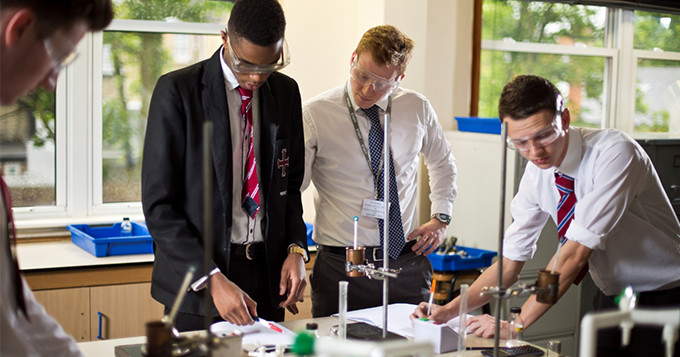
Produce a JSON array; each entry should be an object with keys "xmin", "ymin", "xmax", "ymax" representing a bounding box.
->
[{"xmin": 362, "ymin": 198, "xmax": 390, "ymax": 220}]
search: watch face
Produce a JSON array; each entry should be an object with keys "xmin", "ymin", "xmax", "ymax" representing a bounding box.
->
[{"xmin": 435, "ymin": 214, "xmax": 451, "ymax": 224}]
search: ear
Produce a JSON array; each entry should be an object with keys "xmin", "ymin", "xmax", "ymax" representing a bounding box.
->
[
  {"xmin": 4, "ymin": 8, "xmax": 36, "ymax": 47},
  {"xmin": 350, "ymin": 51, "xmax": 356, "ymax": 65},
  {"xmin": 561, "ymin": 108, "xmax": 571, "ymax": 130}
]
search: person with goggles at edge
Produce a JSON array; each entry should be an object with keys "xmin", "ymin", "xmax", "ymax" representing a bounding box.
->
[
  {"xmin": 411, "ymin": 74, "xmax": 680, "ymax": 357},
  {"xmin": 142, "ymin": 0, "xmax": 308, "ymax": 331},
  {"xmin": 302, "ymin": 24, "xmax": 457, "ymax": 317}
]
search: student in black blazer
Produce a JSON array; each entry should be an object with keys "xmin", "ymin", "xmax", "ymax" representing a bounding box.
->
[{"xmin": 141, "ymin": 0, "xmax": 308, "ymax": 331}]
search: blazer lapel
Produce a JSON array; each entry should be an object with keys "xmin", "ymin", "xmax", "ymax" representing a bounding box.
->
[
  {"xmin": 258, "ymin": 81, "xmax": 278, "ymax": 204},
  {"xmin": 202, "ymin": 48, "xmax": 232, "ymax": 217}
]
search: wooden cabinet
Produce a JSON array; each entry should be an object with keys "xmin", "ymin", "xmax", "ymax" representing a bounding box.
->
[
  {"xmin": 26, "ymin": 263, "xmax": 164, "ymax": 341},
  {"xmin": 33, "ymin": 287, "xmax": 90, "ymax": 342}
]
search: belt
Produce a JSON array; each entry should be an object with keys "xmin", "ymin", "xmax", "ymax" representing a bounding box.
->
[
  {"xmin": 230, "ymin": 242, "xmax": 265, "ymax": 261},
  {"xmin": 318, "ymin": 240, "xmax": 416, "ymax": 261}
]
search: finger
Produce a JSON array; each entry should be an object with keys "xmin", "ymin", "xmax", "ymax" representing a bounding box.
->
[
  {"xmin": 280, "ymin": 271, "xmax": 290, "ymax": 296},
  {"xmin": 423, "ymin": 242, "xmax": 438, "ymax": 256},
  {"xmin": 407, "ymin": 229, "xmax": 423, "ymax": 241}
]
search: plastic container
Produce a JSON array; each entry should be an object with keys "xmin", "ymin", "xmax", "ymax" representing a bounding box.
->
[
  {"xmin": 67, "ymin": 222, "xmax": 153, "ymax": 257},
  {"xmin": 120, "ymin": 217, "xmax": 132, "ymax": 236},
  {"xmin": 455, "ymin": 117, "xmax": 501, "ymax": 135},
  {"xmin": 305, "ymin": 222, "xmax": 315, "ymax": 248},
  {"xmin": 427, "ymin": 246, "xmax": 497, "ymax": 271}
]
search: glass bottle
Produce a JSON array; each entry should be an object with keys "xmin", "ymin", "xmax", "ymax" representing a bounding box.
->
[
  {"xmin": 305, "ymin": 322, "xmax": 319, "ymax": 338},
  {"xmin": 506, "ymin": 306, "xmax": 525, "ymax": 347},
  {"xmin": 121, "ymin": 217, "xmax": 132, "ymax": 236}
]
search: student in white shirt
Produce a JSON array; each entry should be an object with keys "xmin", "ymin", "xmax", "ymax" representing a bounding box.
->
[
  {"xmin": 0, "ymin": 1, "xmax": 113, "ymax": 355},
  {"xmin": 411, "ymin": 74, "xmax": 680, "ymax": 357},
  {"xmin": 303, "ymin": 25, "xmax": 457, "ymax": 317}
]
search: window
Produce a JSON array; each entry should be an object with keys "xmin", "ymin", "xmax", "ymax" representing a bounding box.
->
[
  {"xmin": 9, "ymin": 0, "xmax": 230, "ymax": 227},
  {"xmin": 479, "ymin": 0, "xmax": 680, "ymax": 136}
]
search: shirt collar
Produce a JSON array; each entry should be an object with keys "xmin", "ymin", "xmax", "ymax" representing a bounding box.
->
[
  {"xmin": 555, "ymin": 127, "xmax": 582, "ymax": 178},
  {"xmin": 345, "ymin": 80, "xmax": 389, "ymax": 113},
  {"xmin": 219, "ymin": 45, "xmax": 240, "ymax": 91}
]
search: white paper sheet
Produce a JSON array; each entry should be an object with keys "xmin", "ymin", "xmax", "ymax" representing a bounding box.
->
[
  {"xmin": 337, "ymin": 303, "xmax": 474, "ymax": 338},
  {"xmin": 210, "ymin": 319, "xmax": 296, "ymax": 352}
]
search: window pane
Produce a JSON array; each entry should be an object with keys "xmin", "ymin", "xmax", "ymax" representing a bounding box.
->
[
  {"xmin": 479, "ymin": 50, "xmax": 606, "ymax": 128},
  {"xmin": 482, "ymin": 0, "xmax": 606, "ymax": 47},
  {"xmin": 634, "ymin": 59, "xmax": 680, "ymax": 134},
  {"xmin": 102, "ymin": 32, "xmax": 222, "ymax": 203},
  {"xmin": 634, "ymin": 11, "xmax": 680, "ymax": 52},
  {"xmin": 0, "ymin": 89, "xmax": 56, "ymax": 207},
  {"xmin": 113, "ymin": 0, "xmax": 231, "ymax": 24}
]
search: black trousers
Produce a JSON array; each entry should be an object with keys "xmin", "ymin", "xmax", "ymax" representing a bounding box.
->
[
  {"xmin": 310, "ymin": 246, "xmax": 432, "ymax": 318},
  {"xmin": 593, "ymin": 285, "xmax": 680, "ymax": 357},
  {"xmin": 171, "ymin": 251, "xmax": 285, "ymax": 332}
]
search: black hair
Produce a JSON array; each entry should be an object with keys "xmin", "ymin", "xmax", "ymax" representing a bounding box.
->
[
  {"xmin": 498, "ymin": 74, "xmax": 562, "ymax": 121},
  {"xmin": 227, "ymin": 0, "xmax": 286, "ymax": 46},
  {"xmin": 0, "ymin": 0, "xmax": 114, "ymax": 38}
]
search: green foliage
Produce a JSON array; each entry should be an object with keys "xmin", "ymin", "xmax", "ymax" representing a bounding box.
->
[
  {"xmin": 634, "ymin": 12, "xmax": 680, "ymax": 52},
  {"xmin": 21, "ymin": 89, "xmax": 55, "ymax": 148},
  {"xmin": 479, "ymin": 0, "xmax": 678, "ymax": 133},
  {"xmin": 102, "ymin": 0, "xmax": 228, "ymax": 175}
]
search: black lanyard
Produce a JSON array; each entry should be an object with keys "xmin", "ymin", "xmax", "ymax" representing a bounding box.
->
[{"xmin": 343, "ymin": 86, "xmax": 392, "ymax": 196}]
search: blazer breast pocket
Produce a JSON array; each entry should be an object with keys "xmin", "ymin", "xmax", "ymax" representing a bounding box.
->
[{"xmin": 272, "ymin": 138, "xmax": 290, "ymax": 198}]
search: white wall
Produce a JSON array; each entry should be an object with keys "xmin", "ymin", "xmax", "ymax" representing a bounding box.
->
[{"xmin": 279, "ymin": 0, "xmax": 475, "ymax": 225}]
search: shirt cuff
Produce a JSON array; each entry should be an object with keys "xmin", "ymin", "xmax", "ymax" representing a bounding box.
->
[{"xmin": 190, "ymin": 267, "xmax": 221, "ymax": 292}]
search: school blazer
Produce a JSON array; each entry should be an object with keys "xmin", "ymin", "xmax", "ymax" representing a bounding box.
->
[{"xmin": 141, "ymin": 48, "xmax": 307, "ymax": 316}]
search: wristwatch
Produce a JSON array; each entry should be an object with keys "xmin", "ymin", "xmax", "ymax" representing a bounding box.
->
[
  {"xmin": 431, "ymin": 213, "xmax": 452, "ymax": 225},
  {"xmin": 288, "ymin": 244, "xmax": 309, "ymax": 263}
]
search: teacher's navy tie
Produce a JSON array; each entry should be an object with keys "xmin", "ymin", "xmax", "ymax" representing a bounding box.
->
[
  {"xmin": 363, "ymin": 105, "xmax": 405, "ymax": 260},
  {"xmin": 238, "ymin": 87, "xmax": 260, "ymax": 218},
  {"xmin": 555, "ymin": 172, "xmax": 588, "ymax": 284}
]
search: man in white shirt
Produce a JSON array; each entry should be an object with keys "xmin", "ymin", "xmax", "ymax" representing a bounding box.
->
[
  {"xmin": 303, "ymin": 25, "xmax": 457, "ymax": 317},
  {"xmin": 0, "ymin": 1, "xmax": 113, "ymax": 355},
  {"xmin": 412, "ymin": 74, "xmax": 680, "ymax": 356}
]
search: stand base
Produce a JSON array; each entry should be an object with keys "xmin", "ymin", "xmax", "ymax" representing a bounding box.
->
[{"xmin": 338, "ymin": 322, "xmax": 407, "ymax": 341}]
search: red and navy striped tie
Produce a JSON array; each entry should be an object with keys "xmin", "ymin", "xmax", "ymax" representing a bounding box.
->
[
  {"xmin": 238, "ymin": 87, "xmax": 260, "ymax": 219},
  {"xmin": 555, "ymin": 172, "xmax": 588, "ymax": 284}
]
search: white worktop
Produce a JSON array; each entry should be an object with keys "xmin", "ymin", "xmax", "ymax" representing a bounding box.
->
[{"xmin": 17, "ymin": 240, "xmax": 154, "ymax": 271}]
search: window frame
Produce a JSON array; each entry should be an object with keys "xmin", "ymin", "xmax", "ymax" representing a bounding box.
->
[{"xmin": 14, "ymin": 19, "xmax": 223, "ymax": 230}]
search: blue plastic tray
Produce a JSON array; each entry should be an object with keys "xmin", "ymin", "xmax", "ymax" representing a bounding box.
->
[
  {"xmin": 427, "ymin": 246, "xmax": 497, "ymax": 271},
  {"xmin": 455, "ymin": 117, "xmax": 501, "ymax": 135},
  {"xmin": 305, "ymin": 222, "xmax": 315, "ymax": 248},
  {"xmin": 67, "ymin": 222, "xmax": 153, "ymax": 257}
]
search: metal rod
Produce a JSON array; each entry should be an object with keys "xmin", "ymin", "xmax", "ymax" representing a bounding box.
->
[
  {"xmin": 203, "ymin": 121, "xmax": 214, "ymax": 355},
  {"xmin": 494, "ymin": 121, "xmax": 509, "ymax": 357},
  {"xmin": 382, "ymin": 109, "xmax": 390, "ymax": 339}
]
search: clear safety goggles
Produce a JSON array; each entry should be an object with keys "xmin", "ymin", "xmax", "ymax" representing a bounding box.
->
[
  {"xmin": 226, "ymin": 32, "xmax": 290, "ymax": 74},
  {"xmin": 506, "ymin": 113, "xmax": 563, "ymax": 152},
  {"xmin": 43, "ymin": 37, "xmax": 79, "ymax": 76},
  {"xmin": 349, "ymin": 61, "xmax": 400, "ymax": 93}
]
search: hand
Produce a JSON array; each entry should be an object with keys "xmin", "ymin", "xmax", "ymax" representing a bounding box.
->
[
  {"xmin": 467, "ymin": 314, "xmax": 509, "ymax": 339},
  {"xmin": 407, "ymin": 218, "xmax": 448, "ymax": 255},
  {"xmin": 409, "ymin": 301, "xmax": 455, "ymax": 324},
  {"xmin": 279, "ymin": 251, "xmax": 307, "ymax": 314},
  {"xmin": 210, "ymin": 273, "xmax": 257, "ymax": 326}
]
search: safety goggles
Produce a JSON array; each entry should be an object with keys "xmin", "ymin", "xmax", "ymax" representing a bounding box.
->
[
  {"xmin": 506, "ymin": 114, "xmax": 563, "ymax": 152},
  {"xmin": 43, "ymin": 37, "xmax": 79, "ymax": 76},
  {"xmin": 226, "ymin": 32, "xmax": 290, "ymax": 74},
  {"xmin": 349, "ymin": 61, "xmax": 400, "ymax": 93}
]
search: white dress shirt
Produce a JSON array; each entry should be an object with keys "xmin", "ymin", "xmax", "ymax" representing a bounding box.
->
[
  {"xmin": 1, "ymin": 188, "xmax": 83, "ymax": 356},
  {"xmin": 218, "ymin": 47, "xmax": 264, "ymax": 244},
  {"xmin": 302, "ymin": 82, "xmax": 457, "ymax": 247},
  {"xmin": 504, "ymin": 127, "xmax": 680, "ymax": 295}
]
